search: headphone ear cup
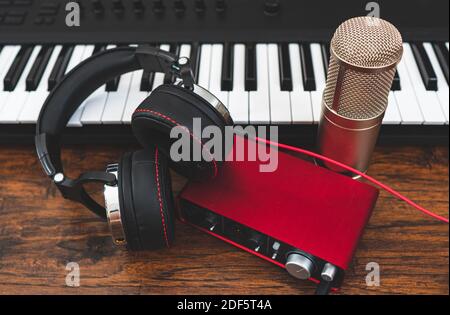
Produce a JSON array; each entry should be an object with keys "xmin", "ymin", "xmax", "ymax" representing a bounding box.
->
[
  {"xmin": 132, "ymin": 85, "xmax": 231, "ymax": 181},
  {"xmin": 118, "ymin": 148, "xmax": 175, "ymax": 251}
]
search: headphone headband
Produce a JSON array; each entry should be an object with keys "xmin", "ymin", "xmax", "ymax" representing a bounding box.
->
[{"xmin": 35, "ymin": 45, "xmax": 195, "ymax": 218}]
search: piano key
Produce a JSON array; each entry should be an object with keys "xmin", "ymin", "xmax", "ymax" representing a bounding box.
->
[
  {"xmin": 79, "ymin": 81, "xmax": 109, "ymax": 125},
  {"xmin": 122, "ymin": 70, "xmax": 149, "ymax": 124},
  {"xmin": 0, "ymin": 46, "xmax": 21, "ymax": 114},
  {"xmin": 391, "ymin": 70, "xmax": 401, "ymax": 91},
  {"xmin": 410, "ymin": 42, "xmax": 438, "ymax": 91},
  {"xmin": 65, "ymin": 45, "xmax": 87, "ymax": 74},
  {"xmin": 26, "ymin": 45, "xmax": 54, "ymax": 91},
  {"xmin": 0, "ymin": 45, "xmax": 41, "ymax": 123},
  {"xmin": 383, "ymin": 92, "xmax": 402, "ymax": 125},
  {"xmin": 209, "ymin": 44, "xmax": 229, "ymax": 107},
  {"xmin": 424, "ymin": 42, "xmax": 449, "ymax": 124},
  {"xmin": 403, "ymin": 43, "xmax": 445, "ymax": 124},
  {"xmin": 3, "ymin": 45, "xmax": 34, "ymax": 91},
  {"xmin": 221, "ymin": 42, "xmax": 234, "ymax": 91},
  {"xmin": 321, "ymin": 43, "xmax": 330, "ymax": 78},
  {"xmin": 105, "ymin": 45, "xmax": 122, "ymax": 92},
  {"xmin": 48, "ymin": 45, "xmax": 74, "ymax": 90},
  {"xmin": 278, "ymin": 43, "xmax": 293, "ymax": 91},
  {"xmin": 228, "ymin": 43, "xmax": 249, "ymax": 124},
  {"xmin": 394, "ymin": 56, "xmax": 424, "ymax": 125},
  {"xmin": 190, "ymin": 43, "xmax": 201, "ymax": 84},
  {"xmin": 289, "ymin": 43, "xmax": 313, "ymax": 124},
  {"xmin": 300, "ymin": 43, "xmax": 316, "ymax": 91},
  {"xmin": 101, "ymin": 71, "xmax": 133, "ymax": 124},
  {"xmin": 136, "ymin": 44, "xmax": 155, "ymax": 92},
  {"xmin": 268, "ymin": 43, "xmax": 291, "ymax": 124},
  {"xmin": 245, "ymin": 43, "xmax": 257, "ymax": 91},
  {"xmin": 68, "ymin": 45, "xmax": 96, "ymax": 127},
  {"xmin": 164, "ymin": 44, "xmax": 180, "ymax": 84},
  {"xmin": 198, "ymin": 44, "xmax": 212, "ymax": 88},
  {"xmin": 249, "ymin": 44, "xmax": 270, "ymax": 124},
  {"xmin": 432, "ymin": 42, "xmax": 449, "ymax": 84},
  {"xmin": 19, "ymin": 45, "xmax": 62, "ymax": 123},
  {"xmin": 151, "ymin": 44, "xmax": 171, "ymax": 90},
  {"xmin": 310, "ymin": 43, "xmax": 326, "ymax": 123},
  {"xmin": 92, "ymin": 44, "xmax": 107, "ymax": 55}
]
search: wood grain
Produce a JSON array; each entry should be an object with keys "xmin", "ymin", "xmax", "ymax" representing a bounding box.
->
[{"xmin": 0, "ymin": 144, "xmax": 448, "ymax": 295}]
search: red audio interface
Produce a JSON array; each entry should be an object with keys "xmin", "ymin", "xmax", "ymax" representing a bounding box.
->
[{"xmin": 178, "ymin": 137, "xmax": 379, "ymax": 292}]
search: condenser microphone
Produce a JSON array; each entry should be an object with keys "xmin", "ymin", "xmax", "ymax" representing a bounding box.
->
[{"xmin": 317, "ymin": 16, "xmax": 403, "ymax": 174}]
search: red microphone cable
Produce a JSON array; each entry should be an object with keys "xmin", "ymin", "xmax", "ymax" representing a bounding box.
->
[{"xmin": 254, "ymin": 136, "xmax": 449, "ymax": 224}]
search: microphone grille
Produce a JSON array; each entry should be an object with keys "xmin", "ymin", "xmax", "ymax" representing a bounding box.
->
[{"xmin": 323, "ymin": 17, "xmax": 403, "ymax": 120}]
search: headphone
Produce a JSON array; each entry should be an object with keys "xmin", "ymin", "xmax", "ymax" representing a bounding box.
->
[{"xmin": 35, "ymin": 45, "xmax": 233, "ymax": 251}]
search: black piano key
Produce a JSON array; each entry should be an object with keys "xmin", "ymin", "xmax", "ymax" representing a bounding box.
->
[
  {"xmin": 391, "ymin": 70, "xmax": 401, "ymax": 91},
  {"xmin": 140, "ymin": 71, "xmax": 155, "ymax": 91},
  {"xmin": 278, "ymin": 43, "xmax": 292, "ymax": 91},
  {"xmin": 190, "ymin": 43, "xmax": 201, "ymax": 84},
  {"xmin": 3, "ymin": 45, "xmax": 34, "ymax": 91},
  {"xmin": 300, "ymin": 44, "xmax": 316, "ymax": 91},
  {"xmin": 432, "ymin": 42, "xmax": 449, "ymax": 84},
  {"xmin": 411, "ymin": 42, "xmax": 438, "ymax": 91},
  {"xmin": 26, "ymin": 45, "xmax": 54, "ymax": 91},
  {"xmin": 321, "ymin": 43, "xmax": 330, "ymax": 79},
  {"xmin": 245, "ymin": 43, "xmax": 257, "ymax": 91},
  {"xmin": 48, "ymin": 45, "xmax": 74, "ymax": 91},
  {"xmin": 0, "ymin": 46, "xmax": 3, "ymax": 54},
  {"xmin": 221, "ymin": 42, "xmax": 234, "ymax": 91},
  {"xmin": 164, "ymin": 44, "xmax": 180, "ymax": 84},
  {"xmin": 92, "ymin": 44, "xmax": 107, "ymax": 55},
  {"xmin": 140, "ymin": 44, "xmax": 157, "ymax": 91},
  {"xmin": 106, "ymin": 44, "xmax": 128, "ymax": 91}
]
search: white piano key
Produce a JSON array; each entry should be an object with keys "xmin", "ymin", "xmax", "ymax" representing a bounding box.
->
[
  {"xmin": 403, "ymin": 43, "xmax": 445, "ymax": 125},
  {"xmin": 122, "ymin": 70, "xmax": 149, "ymax": 124},
  {"xmin": 179, "ymin": 44, "xmax": 191, "ymax": 59},
  {"xmin": 268, "ymin": 44, "xmax": 291, "ymax": 124},
  {"xmin": 249, "ymin": 44, "xmax": 270, "ymax": 124},
  {"xmin": 80, "ymin": 45, "xmax": 116, "ymax": 125},
  {"xmin": 151, "ymin": 44, "xmax": 171, "ymax": 91},
  {"xmin": 101, "ymin": 71, "xmax": 133, "ymax": 124},
  {"xmin": 424, "ymin": 42, "xmax": 449, "ymax": 124},
  {"xmin": 175, "ymin": 44, "xmax": 192, "ymax": 85},
  {"xmin": 209, "ymin": 44, "xmax": 229, "ymax": 108},
  {"xmin": 0, "ymin": 46, "xmax": 21, "ymax": 114},
  {"xmin": 394, "ymin": 56, "xmax": 424, "ymax": 125},
  {"xmin": 65, "ymin": 45, "xmax": 86, "ymax": 74},
  {"xmin": 68, "ymin": 45, "xmax": 96, "ymax": 127},
  {"xmin": 310, "ymin": 43, "xmax": 326, "ymax": 123},
  {"xmin": 0, "ymin": 46, "xmax": 42, "ymax": 123},
  {"xmin": 383, "ymin": 92, "xmax": 402, "ymax": 124},
  {"xmin": 198, "ymin": 44, "xmax": 212, "ymax": 89},
  {"xmin": 289, "ymin": 43, "xmax": 313, "ymax": 124},
  {"xmin": 19, "ymin": 45, "xmax": 63, "ymax": 123},
  {"xmin": 228, "ymin": 44, "xmax": 249, "ymax": 124}
]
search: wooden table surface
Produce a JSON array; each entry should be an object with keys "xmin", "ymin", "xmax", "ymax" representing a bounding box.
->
[{"xmin": 0, "ymin": 144, "xmax": 448, "ymax": 295}]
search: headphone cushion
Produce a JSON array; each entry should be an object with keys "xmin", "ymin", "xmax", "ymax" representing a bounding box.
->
[
  {"xmin": 119, "ymin": 148, "xmax": 175, "ymax": 251},
  {"xmin": 131, "ymin": 84, "xmax": 229, "ymax": 180}
]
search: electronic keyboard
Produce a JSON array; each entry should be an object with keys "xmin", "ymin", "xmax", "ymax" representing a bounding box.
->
[{"xmin": 0, "ymin": 0, "xmax": 448, "ymax": 145}]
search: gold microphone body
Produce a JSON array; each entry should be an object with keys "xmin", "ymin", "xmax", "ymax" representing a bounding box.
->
[{"xmin": 317, "ymin": 16, "xmax": 403, "ymax": 174}]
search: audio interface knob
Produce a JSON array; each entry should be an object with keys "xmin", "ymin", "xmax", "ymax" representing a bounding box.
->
[
  {"xmin": 321, "ymin": 263, "xmax": 337, "ymax": 282},
  {"xmin": 204, "ymin": 213, "xmax": 220, "ymax": 231},
  {"xmin": 285, "ymin": 253, "xmax": 315, "ymax": 280},
  {"xmin": 247, "ymin": 232, "xmax": 264, "ymax": 252}
]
